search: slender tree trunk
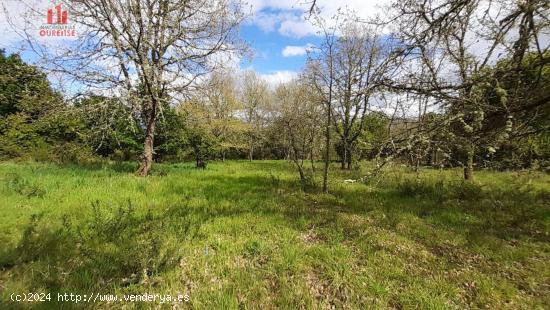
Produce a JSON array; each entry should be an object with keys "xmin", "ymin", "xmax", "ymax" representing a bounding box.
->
[
  {"xmin": 249, "ymin": 138, "xmax": 254, "ymax": 161},
  {"xmin": 322, "ymin": 45, "xmax": 334, "ymax": 194},
  {"xmin": 464, "ymin": 146, "xmax": 474, "ymax": 181},
  {"xmin": 137, "ymin": 113, "xmax": 156, "ymax": 177},
  {"xmin": 323, "ymin": 105, "xmax": 331, "ymax": 193},
  {"xmin": 298, "ymin": 164, "xmax": 305, "ymax": 182},
  {"xmin": 341, "ymin": 144, "xmax": 347, "ymax": 169},
  {"xmin": 347, "ymin": 148, "xmax": 352, "ymax": 170},
  {"xmin": 310, "ymin": 149, "xmax": 315, "ymax": 172}
]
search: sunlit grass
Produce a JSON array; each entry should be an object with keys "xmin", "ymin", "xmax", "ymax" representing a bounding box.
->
[{"xmin": 0, "ymin": 160, "xmax": 549, "ymax": 309}]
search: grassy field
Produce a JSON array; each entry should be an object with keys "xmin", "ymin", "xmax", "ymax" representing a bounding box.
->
[{"xmin": 0, "ymin": 160, "xmax": 549, "ymax": 309}]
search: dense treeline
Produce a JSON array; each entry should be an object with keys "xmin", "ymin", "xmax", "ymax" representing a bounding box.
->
[{"xmin": 1, "ymin": 49, "xmax": 547, "ymax": 173}]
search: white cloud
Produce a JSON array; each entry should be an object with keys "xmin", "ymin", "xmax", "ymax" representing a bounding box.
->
[
  {"xmin": 252, "ymin": 11, "xmax": 282, "ymax": 32},
  {"xmin": 249, "ymin": 0, "xmax": 393, "ymax": 38},
  {"xmin": 278, "ymin": 17, "xmax": 318, "ymax": 38},
  {"xmin": 281, "ymin": 44, "xmax": 313, "ymax": 57},
  {"xmin": 247, "ymin": 0, "xmax": 301, "ymax": 14},
  {"xmin": 260, "ymin": 70, "xmax": 297, "ymax": 86}
]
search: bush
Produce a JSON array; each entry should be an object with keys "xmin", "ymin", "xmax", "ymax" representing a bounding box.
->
[
  {"xmin": 4, "ymin": 200, "xmax": 202, "ymax": 291},
  {"xmin": 396, "ymin": 178, "xmax": 483, "ymax": 201},
  {"xmin": 396, "ymin": 178, "xmax": 444, "ymax": 199},
  {"xmin": 449, "ymin": 181, "xmax": 484, "ymax": 201},
  {"xmin": 5, "ymin": 173, "xmax": 46, "ymax": 198}
]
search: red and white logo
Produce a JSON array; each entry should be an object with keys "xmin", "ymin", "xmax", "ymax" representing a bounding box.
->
[
  {"xmin": 39, "ymin": 4, "xmax": 76, "ymax": 37},
  {"xmin": 47, "ymin": 4, "xmax": 68, "ymax": 24}
]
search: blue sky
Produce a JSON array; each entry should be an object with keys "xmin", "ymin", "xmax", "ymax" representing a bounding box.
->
[
  {"xmin": 0, "ymin": 0, "xmax": 389, "ymax": 84},
  {"xmin": 238, "ymin": 0, "xmax": 389, "ymax": 83},
  {"xmin": 241, "ymin": 24, "xmax": 314, "ymax": 72},
  {"xmin": 239, "ymin": 23, "xmax": 321, "ymax": 82}
]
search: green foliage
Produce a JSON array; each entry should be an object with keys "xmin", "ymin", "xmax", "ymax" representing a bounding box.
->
[
  {"xmin": 0, "ymin": 50, "xmax": 91, "ymax": 162},
  {"xmin": 396, "ymin": 178, "xmax": 446, "ymax": 199},
  {"xmin": 0, "ymin": 50, "xmax": 59, "ymax": 117},
  {"xmin": 178, "ymin": 99, "xmax": 220, "ymax": 165},
  {"xmin": 76, "ymin": 96, "xmax": 143, "ymax": 161},
  {"xmin": 299, "ymin": 173, "xmax": 317, "ymax": 191},
  {"xmin": 356, "ymin": 111, "xmax": 390, "ymax": 160},
  {"xmin": 186, "ymin": 128, "xmax": 216, "ymax": 164},
  {"xmin": 396, "ymin": 177, "xmax": 486, "ymax": 202},
  {"xmin": 441, "ymin": 52, "xmax": 550, "ymax": 171},
  {"xmin": 154, "ymin": 106, "xmax": 188, "ymax": 161}
]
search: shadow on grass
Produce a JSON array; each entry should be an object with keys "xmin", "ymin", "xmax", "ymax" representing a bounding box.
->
[
  {"xmin": 0, "ymin": 200, "xmax": 207, "ymax": 309},
  {"xmin": 187, "ymin": 171, "xmax": 550, "ymax": 246},
  {"xmin": 1, "ymin": 169, "xmax": 548, "ymax": 308},
  {"xmin": 0, "ymin": 171, "xmax": 290, "ymax": 307},
  {"xmin": 326, "ymin": 177, "xmax": 550, "ymax": 245}
]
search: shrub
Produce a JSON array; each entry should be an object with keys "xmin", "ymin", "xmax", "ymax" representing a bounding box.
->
[
  {"xmin": 5, "ymin": 173, "xmax": 46, "ymax": 198},
  {"xmin": 396, "ymin": 178, "xmax": 444, "ymax": 199},
  {"xmin": 449, "ymin": 181, "xmax": 484, "ymax": 201},
  {"xmin": 396, "ymin": 178, "xmax": 484, "ymax": 202},
  {"xmin": 52, "ymin": 142, "xmax": 96, "ymax": 164}
]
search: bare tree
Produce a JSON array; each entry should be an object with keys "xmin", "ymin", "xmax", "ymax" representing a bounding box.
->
[
  {"xmin": 275, "ymin": 80, "xmax": 323, "ymax": 185},
  {"xmin": 240, "ymin": 70, "xmax": 270, "ymax": 161},
  {"xmin": 16, "ymin": 0, "xmax": 245, "ymax": 175},
  {"xmin": 329, "ymin": 21, "xmax": 388, "ymax": 170},
  {"xmin": 305, "ymin": 12, "xmax": 341, "ymax": 193}
]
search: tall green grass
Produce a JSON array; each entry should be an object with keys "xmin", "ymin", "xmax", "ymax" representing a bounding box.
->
[{"xmin": 0, "ymin": 161, "xmax": 549, "ymax": 309}]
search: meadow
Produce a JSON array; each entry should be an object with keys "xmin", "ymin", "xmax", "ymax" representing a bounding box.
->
[{"xmin": 0, "ymin": 160, "xmax": 549, "ymax": 309}]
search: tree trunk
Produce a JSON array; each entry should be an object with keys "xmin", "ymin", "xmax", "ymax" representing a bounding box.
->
[
  {"xmin": 248, "ymin": 140, "xmax": 254, "ymax": 161},
  {"xmin": 137, "ymin": 113, "xmax": 156, "ymax": 177},
  {"xmin": 464, "ymin": 147, "xmax": 474, "ymax": 181},
  {"xmin": 323, "ymin": 54, "xmax": 333, "ymax": 194},
  {"xmin": 323, "ymin": 108, "xmax": 330, "ymax": 193},
  {"xmin": 310, "ymin": 149, "xmax": 315, "ymax": 172},
  {"xmin": 298, "ymin": 165, "xmax": 305, "ymax": 182},
  {"xmin": 347, "ymin": 149, "xmax": 352, "ymax": 170},
  {"xmin": 341, "ymin": 142, "xmax": 347, "ymax": 169}
]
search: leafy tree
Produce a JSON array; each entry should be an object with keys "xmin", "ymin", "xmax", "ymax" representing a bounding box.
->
[
  {"xmin": 0, "ymin": 50, "xmax": 86, "ymax": 161},
  {"xmin": 356, "ymin": 111, "xmax": 390, "ymax": 160},
  {"xmin": 476, "ymin": 52, "xmax": 550, "ymax": 169},
  {"xmin": 23, "ymin": 0, "xmax": 245, "ymax": 176},
  {"xmin": 76, "ymin": 96, "xmax": 142, "ymax": 160},
  {"xmin": 178, "ymin": 99, "xmax": 217, "ymax": 167},
  {"xmin": 240, "ymin": 70, "xmax": 271, "ymax": 161},
  {"xmin": 202, "ymin": 72, "xmax": 248, "ymax": 160}
]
